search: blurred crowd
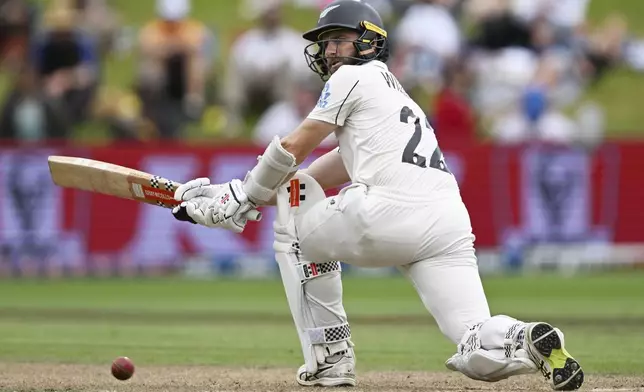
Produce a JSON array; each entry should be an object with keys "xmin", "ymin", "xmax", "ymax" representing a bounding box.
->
[{"xmin": 1, "ymin": 0, "xmax": 644, "ymax": 147}]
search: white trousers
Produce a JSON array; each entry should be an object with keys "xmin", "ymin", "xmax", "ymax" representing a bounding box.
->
[{"xmin": 293, "ymin": 183, "xmax": 492, "ymax": 344}]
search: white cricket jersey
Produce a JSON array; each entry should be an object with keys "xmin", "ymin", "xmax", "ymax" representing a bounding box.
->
[{"xmin": 307, "ymin": 60, "xmax": 459, "ymax": 199}]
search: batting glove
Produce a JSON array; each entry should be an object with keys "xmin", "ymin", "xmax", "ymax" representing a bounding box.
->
[
  {"xmin": 211, "ymin": 179, "xmax": 262, "ymax": 233},
  {"xmin": 172, "ymin": 177, "xmax": 222, "ymax": 224},
  {"xmin": 172, "ymin": 178, "xmax": 261, "ymax": 232},
  {"xmin": 174, "ymin": 177, "xmax": 222, "ymax": 201}
]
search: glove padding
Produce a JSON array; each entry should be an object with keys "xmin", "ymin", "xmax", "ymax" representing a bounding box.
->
[
  {"xmin": 172, "ymin": 178, "xmax": 261, "ymax": 232},
  {"xmin": 211, "ymin": 179, "xmax": 261, "ymax": 233},
  {"xmin": 172, "ymin": 177, "xmax": 222, "ymax": 225},
  {"xmin": 172, "ymin": 202, "xmax": 197, "ymax": 224},
  {"xmin": 172, "ymin": 196, "xmax": 222, "ymax": 225},
  {"xmin": 174, "ymin": 177, "xmax": 221, "ymax": 201}
]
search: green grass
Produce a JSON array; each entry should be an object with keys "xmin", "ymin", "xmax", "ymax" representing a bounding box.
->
[{"xmin": 0, "ymin": 272, "xmax": 642, "ymax": 374}]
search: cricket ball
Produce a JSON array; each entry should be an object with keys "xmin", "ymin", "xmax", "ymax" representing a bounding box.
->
[{"xmin": 111, "ymin": 356, "xmax": 135, "ymax": 380}]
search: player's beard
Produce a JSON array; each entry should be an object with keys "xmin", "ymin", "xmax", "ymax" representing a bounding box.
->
[{"xmin": 326, "ymin": 56, "xmax": 357, "ymax": 75}]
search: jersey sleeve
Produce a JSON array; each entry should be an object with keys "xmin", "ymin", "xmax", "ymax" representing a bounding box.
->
[{"xmin": 307, "ymin": 66, "xmax": 361, "ymax": 126}]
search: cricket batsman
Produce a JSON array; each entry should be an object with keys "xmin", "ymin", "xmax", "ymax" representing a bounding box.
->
[{"xmin": 171, "ymin": 1, "xmax": 584, "ymax": 390}]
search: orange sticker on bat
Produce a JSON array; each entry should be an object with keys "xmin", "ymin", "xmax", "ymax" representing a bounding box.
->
[
  {"xmin": 141, "ymin": 185, "xmax": 178, "ymax": 204},
  {"xmin": 129, "ymin": 180, "xmax": 180, "ymax": 207}
]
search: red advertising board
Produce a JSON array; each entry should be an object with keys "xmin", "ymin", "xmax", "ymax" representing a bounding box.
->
[{"xmin": 0, "ymin": 141, "xmax": 642, "ymax": 270}]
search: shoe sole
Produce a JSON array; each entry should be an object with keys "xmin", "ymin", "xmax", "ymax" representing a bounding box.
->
[
  {"xmin": 296, "ymin": 375, "xmax": 356, "ymax": 387},
  {"xmin": 526, "ymin": 322, "xmax": 584, "ymax": 391}
]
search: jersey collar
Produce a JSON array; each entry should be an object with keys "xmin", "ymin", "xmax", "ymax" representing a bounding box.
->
[{"xmin": 364, "ymin": 60, "xmax": 388, "ymax": 70}]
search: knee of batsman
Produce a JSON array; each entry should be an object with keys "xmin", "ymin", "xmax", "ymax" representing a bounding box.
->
[{"xmin": 276, "ymin": 171, "xmax": 327, "ymax": 213}]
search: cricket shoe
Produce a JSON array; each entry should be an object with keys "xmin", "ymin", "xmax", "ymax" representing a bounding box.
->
[
  {"xmin": 524, "ymin": 322, "xmax": 584, "ymax": 391},
  {"xmin": 296, "ymin": 349, "xmax": 356, "ymax": 387}
]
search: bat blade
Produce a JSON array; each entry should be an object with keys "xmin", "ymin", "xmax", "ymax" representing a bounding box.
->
[{"xmin": 47, "ymin": 155, "xmax": 181, "ymax": 208}]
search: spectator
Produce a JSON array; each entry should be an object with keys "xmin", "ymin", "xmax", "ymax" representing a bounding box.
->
[
  {"xmin": 223, "ymin": 0, "xmax": 309, "ymax": 136},
  {"xmin": 432, "ymin": 58, "xmax": 476, "ymax": 148},
  {"xmin": 469, "ymin": 46, "xmax": 540, "ymax": 120},
  {"xmin": 0, "ymin": 0, "xmax": 36, "ymax": 72},
  {"xmin": 467, "ymin": 8, "xmax": 532, "ymax": 51},
  {"xmin": 510, "ymin": 0, "xmax": 589, "ymax": 36},
  {"xmin": 462, "ymin": 0, "xmax": 509, "ymax": 23},
  {"xmin": 253, "ymin": 75, "xmax": 336, "ymax": 147},
  {"xmin": 71, "ymin": 0, "xmax": 122, "ymax": 58},
  {"xmin": 467, "ymin": 0, "xmax": 588, "ymax": 50},
  {"xmin": 137, "ymin": 0, "xmax": 215, "ymax": 138},
  {"xmin": 578, "ymin": 13, "xmax": 629, "ymax": 83},
  {"xmin": 490, "ymin": 85, "xmax": 581, "ymax": 145},
  {"xmin": 391, "ymin": 0, "xmax": 461, "ymax": 92},
  {"xmin": 0, "ymin": 66, "xmax": 70, "ymax": 141},
  {"xmin": 466, "ymin": 2, "xmax": 572, "ymax": 120},
  {"xmin": 92, "ymin": 85, "xmax": 157, "ymax": 141},
  {"xmin": 31, "ymin": 4, "xmax": 100, "ymax": 125}
]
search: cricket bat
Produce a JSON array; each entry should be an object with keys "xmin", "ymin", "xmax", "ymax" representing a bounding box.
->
[
  {"xmin": 47, "ymin": 155, "xmax": 182, "ymax": 208},
  {"xmin": 48, "ymin": 155, "xmax": 262, "ymax": 221}
]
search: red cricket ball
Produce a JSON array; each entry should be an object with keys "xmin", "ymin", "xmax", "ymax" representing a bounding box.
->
[{"xmin": 111, "ymin": 356, "xmax": 135, "ymax": 380}]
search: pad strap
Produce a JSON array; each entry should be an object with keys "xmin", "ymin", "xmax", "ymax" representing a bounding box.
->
[
  {"xmin": 298, "ymin": 260, "xmax": 342, "ymax": 283},
  {"xmin": 307, "ymin": 323, "xmax": 352, "ymax": 344},
  {"xmin": 282, "ymin": 241, "xmax": 342, "ymax": 283}
]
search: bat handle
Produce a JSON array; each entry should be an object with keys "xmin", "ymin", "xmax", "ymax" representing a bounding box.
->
[{"xmin": 246, "ymin": 209, "xmax": 262, "ymax": 221}]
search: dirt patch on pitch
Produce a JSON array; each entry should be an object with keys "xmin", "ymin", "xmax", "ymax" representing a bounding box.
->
[{"xmin": 0, "ymin": 363, "xmax": 642, "ymax": 392}]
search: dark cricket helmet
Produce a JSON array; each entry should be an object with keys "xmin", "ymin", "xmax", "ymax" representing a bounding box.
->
[{"xmin": 303, "ymin": 0, "xmax": 389, "ymax": 80}]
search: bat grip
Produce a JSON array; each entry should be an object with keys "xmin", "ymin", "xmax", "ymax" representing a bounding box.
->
[{"xmin": 246, "ymin": 209, "xmax": 262, "ymax": 221}]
